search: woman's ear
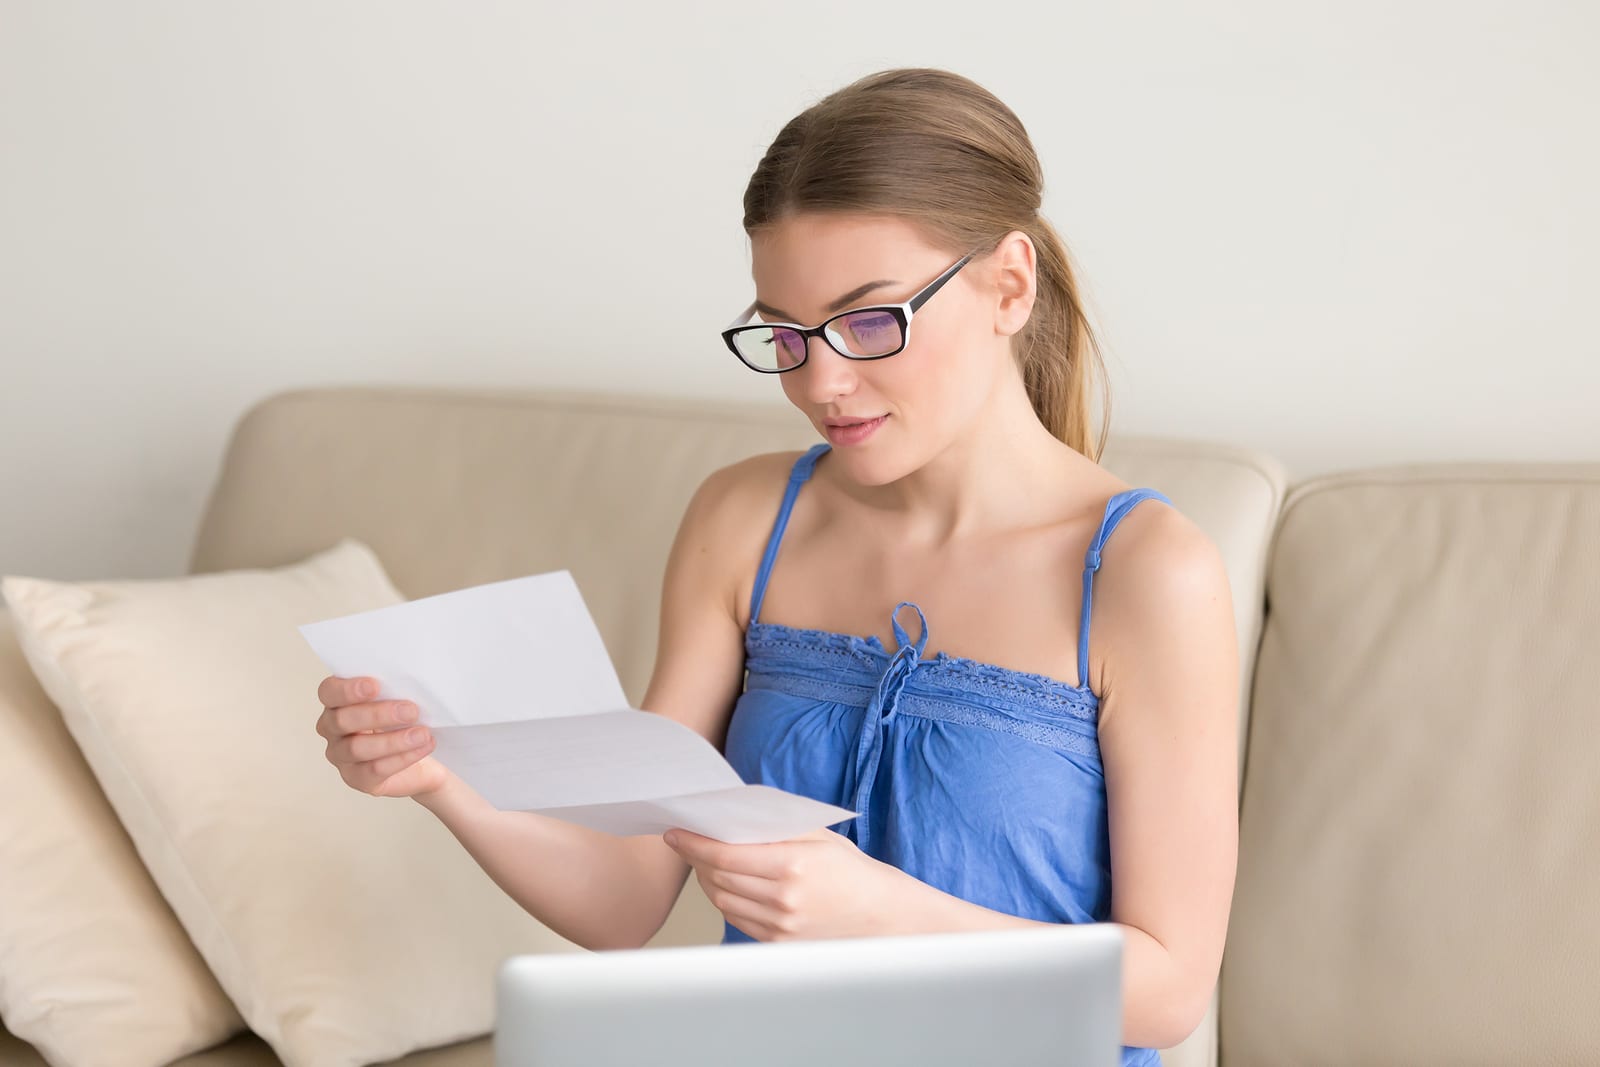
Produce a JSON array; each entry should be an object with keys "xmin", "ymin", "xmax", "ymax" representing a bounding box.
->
[{"xmin": 990, "ymin": 230, "xmax": 1037, "ymax": 338}]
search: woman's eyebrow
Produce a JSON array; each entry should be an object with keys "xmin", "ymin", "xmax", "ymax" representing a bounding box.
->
[{"xmin": 753, "ymin": 279, "xmax": 899, "ymax": 321}]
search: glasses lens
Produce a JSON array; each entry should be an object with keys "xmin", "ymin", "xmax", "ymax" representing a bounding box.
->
[
  {"xmin": 732, "ymin": 326, "xmax": 807, "ymax": 371},
  {"xmin": 826, "ymin": 310, "xmax": 903, "ymax": 357}
]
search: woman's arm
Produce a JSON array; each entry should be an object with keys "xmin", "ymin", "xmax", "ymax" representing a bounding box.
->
[
  {"xmin": 1087, "ymin": 500, "xmax": 1241, "ymax": 1048},
  {"xmin": 414, "ymin": 460, "xmax": 773, "ymax": 950}
]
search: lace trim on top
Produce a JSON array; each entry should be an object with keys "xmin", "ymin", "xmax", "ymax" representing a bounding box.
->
[{"xmin": 744, "ymin": 620, "xmax": 1102, "ymax": 751}]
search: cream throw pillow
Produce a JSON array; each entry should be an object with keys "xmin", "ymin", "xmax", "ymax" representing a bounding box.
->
[
  {"xmin": 2, "ymin": 539, "xmax": 581, "ymax": 1067},
  {"xmin": 0, "ymin": 607, "xmax": 245, "ymax": 1067}
]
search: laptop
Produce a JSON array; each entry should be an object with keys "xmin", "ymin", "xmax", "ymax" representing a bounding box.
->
[{"xmin": 495, "ymin": 923, "xmax": 1123, "ymax": 1066}]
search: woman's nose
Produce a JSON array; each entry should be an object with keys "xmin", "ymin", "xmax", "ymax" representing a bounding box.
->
[{"xmin": 799, "ymin": 335, "xmax": 858, "ymax": 404}]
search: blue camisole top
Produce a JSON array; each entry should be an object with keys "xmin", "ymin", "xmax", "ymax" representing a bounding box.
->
[{"xmin": 721, "ymin": 443, "xmax": 1171, "ymax": 1067}]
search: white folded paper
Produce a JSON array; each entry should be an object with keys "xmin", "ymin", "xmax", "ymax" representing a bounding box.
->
[{"xmin": 298, "ymin": 570, "xmax": 858, "ymax": 843}]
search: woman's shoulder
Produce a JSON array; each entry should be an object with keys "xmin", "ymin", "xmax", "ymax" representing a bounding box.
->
[
  {"xmin": 670, "ymin": 449, "xmax": 815, "ymax": 630},
  {"xmin": 686, "ymin": 449, "xmax": 812, "ymax": 521},
  {"xmin": 1082, "ymin": 485, "xmax": 1234, "ymax": 661},
  {"xmin": 1055, "ymin": 446, "xmax": 1201, "ymax": 568},
  {"xmin": 674, "ymin": 449, "xmax": 812, "ymax": 561},
  {"xmin": 1090, "ymin": 486, "xmax": 1222, "ymax": 594}
]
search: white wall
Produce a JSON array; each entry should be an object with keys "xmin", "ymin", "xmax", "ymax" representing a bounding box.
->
[{"xmin": 2, "ymin": 0, "xmax": 1596, "ymax": 580}]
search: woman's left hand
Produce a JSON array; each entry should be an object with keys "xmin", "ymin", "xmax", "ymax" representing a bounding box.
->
[{"xmin": 663, "ymin": 826, "xmax": 908, "ymax": 941}]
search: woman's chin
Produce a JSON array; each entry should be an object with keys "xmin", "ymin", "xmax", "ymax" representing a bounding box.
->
[{"xmin": 821, "ymin": 443, "xmax": 911, "ymax": 488}]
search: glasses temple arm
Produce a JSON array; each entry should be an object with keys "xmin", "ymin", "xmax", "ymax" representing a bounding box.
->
[{"xmin": 907, "ymin": 253, "xmax": 974, "ymax": 313}]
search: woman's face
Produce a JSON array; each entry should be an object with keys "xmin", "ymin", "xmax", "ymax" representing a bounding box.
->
[{"xmin": 748, "ymin": 212, "xmax": 1008, "ymax": 486}]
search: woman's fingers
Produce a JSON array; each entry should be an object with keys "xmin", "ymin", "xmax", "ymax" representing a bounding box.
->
[
  {"xmin": 315, "ymin": 675, "xmax": 448, "ymax": 799},
  {"xmin": 318, "ymin": 699, "xmax": 418, "ymax": 740},
  {"xmin": 335, "ymin": 724, "xmax": 431, "ymax": 765},
  {"xmin": 691, "ymin": 865, "xmax": 795, "ymax": 934},
  {"xmin": 701, "ymin": 867, "xmax": 784, "ymax": 905},
  {"xmin": 317, "ymin": 674, "xmax": 379, "ymax": 710},
  {"xmin": 668, "ymin": 830, "xmax": 795, "ymax": 879},
  {"xmin": 362, "ymin": 734, "xmax": 437, "ymax": 788},
  {"xmin": 698, "ymin": 878, "xmax": 783, "ymax": 939}
]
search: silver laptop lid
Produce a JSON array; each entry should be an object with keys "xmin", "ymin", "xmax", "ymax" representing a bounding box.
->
[{"xmin": 496, "ymin": 923, "xmax": 1123, "ymax": 1067}]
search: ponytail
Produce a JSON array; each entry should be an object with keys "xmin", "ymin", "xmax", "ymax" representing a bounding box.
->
[{"xmin": 1017, "ymin": 215, "xmax": 1110, "ymax": 459}]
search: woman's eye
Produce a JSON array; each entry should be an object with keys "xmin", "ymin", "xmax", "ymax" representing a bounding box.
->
[{"xmin": 848, "ymin": 314, "xmax": 894, "ymax": 337}]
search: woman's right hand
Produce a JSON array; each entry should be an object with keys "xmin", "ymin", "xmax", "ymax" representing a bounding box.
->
[{"xmin": 316, "ymin": 675, "xmax": 448, "ymax": 799}]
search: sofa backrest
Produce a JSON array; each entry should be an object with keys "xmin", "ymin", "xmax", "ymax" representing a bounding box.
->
[
  {"xmin": 192, "ymin": 387, "xmax": 819, "ymax": 702},
  {"xmin": 191, "ymin": 386, "xmax": 1285, "ymax": 731},
  {"xmin": 1221, "ymin": 466, "xmax": 1600, "ymax": 1065}
]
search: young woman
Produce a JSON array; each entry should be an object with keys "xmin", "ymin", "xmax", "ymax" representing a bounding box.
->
[{"xmin": 316, "ymin": 68, "xmax": 1238, "ymax": 1063}]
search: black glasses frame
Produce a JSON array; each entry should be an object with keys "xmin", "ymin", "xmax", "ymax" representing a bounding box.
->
[{"xmin": 721, "ymin": 253, "xmax": 975, "ymax": 374}]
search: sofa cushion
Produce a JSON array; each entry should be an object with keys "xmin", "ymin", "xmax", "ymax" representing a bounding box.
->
[
  {"xmin": 1, "ymin": 540, "xmax": 582, "ymax": 1067},
  {"xmin": 1223, "ymin": 466, "xmax": 1600, "ymax": 1064},
  {"xmin": 0, "ymin": 1021, "xmax": 493, "ymax": 1067},
  {"xmin": 0, "ymin": 609, "xmax": 244, "ymax": 1067}
]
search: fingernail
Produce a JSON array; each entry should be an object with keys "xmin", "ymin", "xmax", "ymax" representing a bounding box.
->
[
  {"xmin": 409, "ymin": 728, "xmax": 426, "ymax": 746},
  {"xmin": 361, "ymin": 680, "xmax": 376, "ymax": 699},
  {"xmin": 399, "ymin": 703, "xmax": 417, "ymax": 722}
]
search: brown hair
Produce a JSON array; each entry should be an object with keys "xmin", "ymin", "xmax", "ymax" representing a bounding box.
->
[{"xmin": 741, "ymin": 68, "xmax": 1110, "ymax": 459}]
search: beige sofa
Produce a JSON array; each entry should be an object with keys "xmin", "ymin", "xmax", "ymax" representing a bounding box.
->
[{"xmin": 2, "ymin": 385, "xmax": 1595, "ymax": 1066}]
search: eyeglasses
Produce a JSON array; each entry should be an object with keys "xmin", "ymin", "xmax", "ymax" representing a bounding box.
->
[{"xmin": 721, "ymin": 253, "xmax": 973, "ymax": 374}]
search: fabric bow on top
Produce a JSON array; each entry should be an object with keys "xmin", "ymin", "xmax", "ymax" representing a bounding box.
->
[{"xmin": 848, "ymin": 601, "xmax": 929, "ymax": 853}]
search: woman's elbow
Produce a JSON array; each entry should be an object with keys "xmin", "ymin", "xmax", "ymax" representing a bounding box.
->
[{"xmin": 1152, "ymin": 979, "xmax": 1215, "ymax": 1050}]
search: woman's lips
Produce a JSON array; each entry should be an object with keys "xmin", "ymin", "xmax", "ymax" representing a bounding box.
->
[{"xmin": 823, "ymin": 415, "xmax": 887, "ymax": 447}]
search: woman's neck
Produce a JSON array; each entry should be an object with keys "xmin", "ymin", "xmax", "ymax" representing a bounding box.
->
[{"xmin": 832, "ymin": 368, "xmax": 1094, "ymax": 547}]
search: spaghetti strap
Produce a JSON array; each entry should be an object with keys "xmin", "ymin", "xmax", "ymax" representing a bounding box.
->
[
  {"xmin": 749, "ymin": 443, "xmax": 832, "ymax": 624},
  {"xmin": 1077, "ymin": 487, "xmax": 1173, "ymax": 691}
]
